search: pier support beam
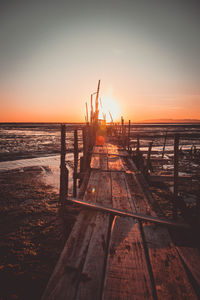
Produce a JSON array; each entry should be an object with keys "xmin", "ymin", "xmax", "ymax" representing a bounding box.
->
[
  {"xmin": 73, "ymin": 129, "xmax": 78, "ymax": 198},
  {"xmin": 173, "ymin": 134, "xmax": 179, "ymax": 219},
  {"xmin": 59, "ymin": 124, "xmax": 68, "ymax": 205}
]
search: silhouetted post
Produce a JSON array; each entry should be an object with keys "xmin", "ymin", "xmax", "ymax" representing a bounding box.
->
[
  {"xmin": 136, "ymin": 135, "xmax": 140, "ymax": 155},
  {"xmin": 146, "ymin": 142, "xmax": 153, "ymax": 175},
  {"xmin": 73, "ymin": 129, "xmax": 78, "ymax": 198},
  {"xmin": 59, "ymin": 124, "xmax": 68, "ymax": 205},
  {"xmin": 82, "ymin": 127, "xmax": 87, "ymax": 157},
  {"xmin": 121, "ymin": 117, "xmax": 124, "ymax": 145},
  {"xmin": 173, "ymin": 134, "xmax": 179, "ymax": 219},
  {"xmin": 197, "ymin": 198, "xmax": 200, "ymax": 227},
  {"xmin": 85, "ymin": 102, "xmax": 89, "ymax": 124},
  {"xmin": 79, "ymin": 127, "xmax": 87, "ymax": 187},
  {"xmin": 162, "ymin": 131, "xmax": 168, "ymax": 158},
  {"xmin": 127, "ymin": 120, "xmax": 131, "ymax": 151},
  {"xmin": 81, "ymin": 124, "xmax": 93, "ymax": 172}
]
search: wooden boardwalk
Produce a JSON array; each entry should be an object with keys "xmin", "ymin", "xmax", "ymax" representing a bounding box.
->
[{"xmin": 42, "ymin": 141, "xmax": 200, "ymax": 300}]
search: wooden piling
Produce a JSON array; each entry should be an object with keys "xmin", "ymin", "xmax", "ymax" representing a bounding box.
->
[
  {"xmin": 146, "ymin": 142, "xmax": 153, "ymax": 175},
  {"xmin": 85, "ymin": 102, "xmax": 89, "ymax": 123},
  {"xmin": 59, "ymin": 124, "xmax": 68, "ymax": 205},
  {"xmin": 173, "ymin": 134, "xmax": 179, "ymax": 219},
  {"xmin": 73, "ymin": 129, "xmax": 78, "ymax": 198},
  {"xmin": 83, "ymin": 124, "xmax": 93, "ymax": 169},
  {"xmin": 121, "ymin": 117, "xmax": 124, "ymax": 146},
  {"xmin": 136, "ymin": 135, "xmax": 140, "ymax": 155},
  {"xmin": 162, "ymin": 130, "xmax": 168, "ymax": 158},
  {"xmin": 127, "ymin": 120, "xmax": 131, "ymax": 151}
]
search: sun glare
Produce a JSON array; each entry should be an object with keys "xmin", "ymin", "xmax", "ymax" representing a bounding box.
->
[{"xmin": 99, "ymin": 97, "xmax": 120, "ymax": 122}]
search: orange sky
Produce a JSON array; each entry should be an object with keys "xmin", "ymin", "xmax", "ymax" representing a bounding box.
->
[
  {"xmin": 1, "ymin": 85, "xmax": 200, "ymax": 123},
  {"xmin": 1, "ymin": 1, "xmax": 200, "ymax": 122}
]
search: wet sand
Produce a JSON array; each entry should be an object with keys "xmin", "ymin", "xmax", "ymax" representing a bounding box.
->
[{"xmin": 0, "ymin": 167, "xmax": 76, "ymax": 300}]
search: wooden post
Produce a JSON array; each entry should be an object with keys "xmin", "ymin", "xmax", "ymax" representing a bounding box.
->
[
  {"xmin": 79, "ymin": 126, "xmax": 88, "ymax": 186},
  {"xmin": 85, "ymin": 102, "xmax": 88, "ymax": 123},
  {"xmin": 146, "ymin": 142, "xmax": 153, "ymax": 175},
  {"xmin": 136, "ymin": 135, "xmax": 140, "ymax": 155},
  {"xmin": 73, "ymin": 129, "xmax": 78, "ymax": 198},
  {"xmin": 121, "ymin": 117, "xmax": 124, "ymax": 145},
  {"xmin": 127, "ymin": 120, "xmax": 131, "ymax": 151},
  {"xmin": 83, "ymin": 124, "xmax": 92, "ymax": 169},
  {"xmin": 197, "ymin": 197, "xmax": 200, "ymax": 227},
  {"xmin": 82, "ymin": 127, "xmax": 87, "ymax": 158},
  {"xmin": 162, "ymin": 131, "xmax": 168, "ymax": 158},
  {"xmin": 173, "ymin": 134, "xmax": 179, "ymax": 219},
  {"xmin": 90, "ymin": 94, "xmax": 93, "ymax": 124},
  {"xmin": 59, "ymin": 124, "xmax": 68, "ymax": 205}
]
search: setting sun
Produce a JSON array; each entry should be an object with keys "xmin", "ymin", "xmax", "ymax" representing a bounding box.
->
[{"xmin": 99, "ymin": 97, "xmax": 121, "ymax": 122}]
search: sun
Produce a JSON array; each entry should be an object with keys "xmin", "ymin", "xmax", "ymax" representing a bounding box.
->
[{"xmin": 99, "ymin": 97, "xmax": 121, "ymax": 122}]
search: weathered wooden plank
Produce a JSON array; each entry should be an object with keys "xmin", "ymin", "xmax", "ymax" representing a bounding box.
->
[
  {"xmin": 108, "ymin": 155, "xmax": 125, "ymax": 171},
  {"xmin": 107, "ymin": 143, "xmax": 127, "ymax": 156},
  {"xmin": 111, "ymin": 172, "xmax": 132, "ymax": 210},
  {"xmin": 90, "ymin": 154, "xmax": 100, "ymax": 169},
  {"xmin": 83, "ymin": 170, "xmax": 102, "ymax": 203},
  {"xmin": 75, "ymin": 171, "xmax": 112, "ymax": 299},
  {"xmin": 107, "ymin": 144, "xmax": 127, "ymax": 171},
  {"xmin": 43, "ymin": 169, "xmax": 112, "ymax": 300},
  {"xmin": 103, "ymin": 171, "xmax": 154, "ymax": 299},
  {"xmin": 100, "ymin": 154, "xmax": 108, "ymax": 170},
  {"xmin": 42, "ymin": 169, "xmax": 103, "ymax": 299},
  {"xmin": 96, "ymin": 171, "xmax": 111, "ymax": 205},
  {"xmin": 175, "ymin": 246, "xmax": 200, "ymax": 288},
  {"xmin": 91, "ymin": 145, "xmax": 108, "ymax": 170},
  {"xmin": 126, "ymin": 158, "xmax": 198, "ymax": 299},
  {"xmin": 103, "ymin": 218, "xmax": 154, "ymax": 300},
  {"xmin": 42, "ymin": 211, "xmax": 98, "ymax": 300},
  {"xmin": 93, "ymin": 145, "xmax": 108, "ymax": 154},
  {"xmin": 143, "ymin": 224, "xmax": 198, "ymax": 299},
  {"xmin": 75, "ymin": 212, "xmax": 110, "ymax": 300}
]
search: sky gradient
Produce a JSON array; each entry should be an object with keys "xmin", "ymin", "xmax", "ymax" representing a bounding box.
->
[{"xmin": 0, "ymin": 0, "xmax": 200, "ymax": 122}]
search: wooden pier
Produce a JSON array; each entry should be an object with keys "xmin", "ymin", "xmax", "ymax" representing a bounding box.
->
[
  {"xmin": 42, "ymin": 137, "xmax": 200, "ymax": 299},
  {"xmin": 42, "ymin": 82, "xmax": 200, "ymax": 299}
]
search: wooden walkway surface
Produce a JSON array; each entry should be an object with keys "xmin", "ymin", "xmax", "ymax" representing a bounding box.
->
[{"xmin": 42, "ymin": 142, "xmax": 200, "ymax": 300}]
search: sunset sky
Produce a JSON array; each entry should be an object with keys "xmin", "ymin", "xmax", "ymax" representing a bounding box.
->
[{"xmin": 0, "ymin": 0, "xmax": 200, "ymax": 122}]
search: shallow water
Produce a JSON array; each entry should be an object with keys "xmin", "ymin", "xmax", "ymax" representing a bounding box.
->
[
  {"xmin": 0, "ymin": 153, "xmax": 75, "ymax": 192},
  {"xmin": 0, "ymin": 123, "xmax": 81, "ymax": 192}
]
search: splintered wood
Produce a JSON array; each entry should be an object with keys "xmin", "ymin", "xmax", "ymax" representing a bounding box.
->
[{"xmin": 43, "ymin": 143, "xmax": 200, "ymax": 300}]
